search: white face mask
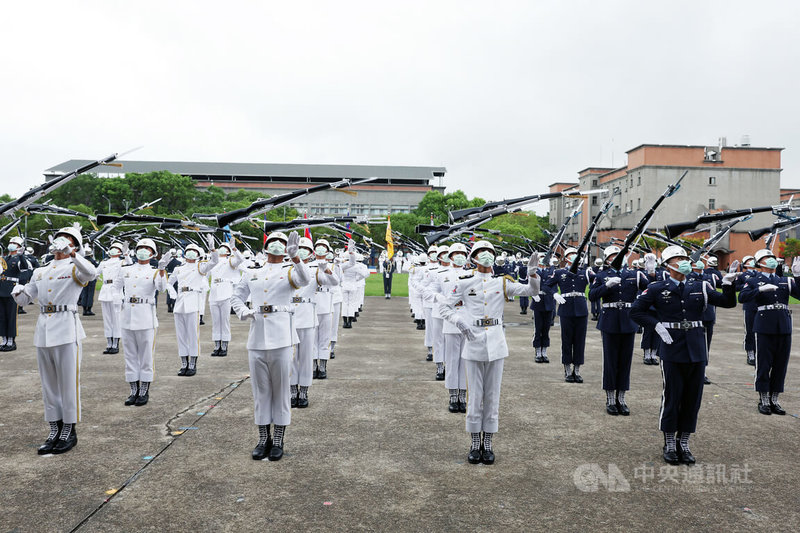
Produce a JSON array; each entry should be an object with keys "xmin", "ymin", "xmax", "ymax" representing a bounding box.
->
[
  {"xmin": 185, "ymin": 250, "xmax": 198, "ymax": 260},
  {"xmin": 475, "ymin": 251, "xmax": 495, "ymax": 267},
  {"xmin": 266, "ymin": 241, "xmax": 286, "ymax": 256},
  {"xmin": 315, "ymin": 245, "xmax": 327, "ymax": 255},
  {"xmin": 8, "ymin": 243, "xmax": 18, "ymax": 252},
  {"xmin": 451, "ymin": 254, "xmax": 467, "ymax": 267},
  {"xmin": 218, "ymin": 248, "xmax": 229, "ymax": 257},
  {"xmin": 136, "ymin": 249, "xmax": 152, "ymax": 261},
  {"xmin": 109, "ymin": 248, "xmax": 121, "ymax": 257},
  {"xmin": 429, "ymin": 252, "xmax": 437, "ymax": 261},
  {"xmin": 298, "ymin": 249, "xmax": 311, "ymax": 260}
]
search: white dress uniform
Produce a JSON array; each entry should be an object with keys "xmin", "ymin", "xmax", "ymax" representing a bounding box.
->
[
  {"xmin": 341, "ymin": 256, "xmax": 368, "ymax": 319},
  {"xmin": 441, "ymin": 265, "xmax": 468, "ymax": 406},
  {"xmin": 115, "ymin": 263, "xmax": 168, "ymax": 384},
  {"xmin": 96, "ymin": 255, "xmax": 127, "ymax": 351},
  {"xmin": 314, "ymin": 260, "xmax": 339, "ymax": 363},
  {"xmin": 167, "ymin": 254, "xmax": 218, "ymax": 369},
  {"xmin": 13, "ymin": 255, "xmax": 97, "ymax": 425},
  {"xmin": 208, "ymin": 253, "xmax": 244, "ymax": 352},
  {"xmin": 439, "ymin": 270, "xmax": 540, "ymax": 436},
  {"xmin": 409, "ymin": 262, "xmax": 426, "ymax": 320},
  {"xmin": 230, "ymin": 259, "xmax": 310, "ymax": 427},
  {"xmin": 329, "ymin": 260, "xmax": 343, "ymax": 348},
  {"xmin": 416, "ymin": 262, "xmax": 445, "ymax": 359}
]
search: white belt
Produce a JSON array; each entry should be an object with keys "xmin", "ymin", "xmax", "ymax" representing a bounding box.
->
[
  {"xmin": 563, "ymin": 291, "xmax": 585, "ymax": 298},
  {"xmin": 757, "ymin": 304, "xmax": 789, "ymax": 311},
  {"xmin": 602, "ymin": 302, "xmax": 631, "ymax": 309},
  {"xmin": 660, "ymin": 320, "xmax": 703, "ymax": 330},
  {"xmin": 1, "ymin": 276, "xmax": 19, "ymax": 282},
  {"xmin": 40, "ymin": 304, "xmax": 77, "ymax": 313}
]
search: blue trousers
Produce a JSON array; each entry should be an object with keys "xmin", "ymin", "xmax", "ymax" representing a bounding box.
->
[
  {"xmin": 560, "ymin": 315, "xmax": 587, "ymax": 365},
  {"xmin": 532, "ymin": 309, "xmax": 553, "ymax": 348},
  {"xmin": 755, "ymin": 332, "xmax": 791, "ymax": 393},
  {"xmin": 743, "ymin": 309, "xmax": 756, "ymax": 352},
  {"xmin": 659, "ymin": 360, "xmax": 705, "ymax": 433},
  {"xmin": 601, "ymin": 332, "xmax": 634, "ymax": 391}
]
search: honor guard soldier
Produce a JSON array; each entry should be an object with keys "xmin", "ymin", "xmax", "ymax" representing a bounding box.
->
[
  {"xmin": 11, "ymin": 226, "xmax": 97, "ymax": 454},
  {"xmin": 737, "ymin": 255, "xmax": 759, "ymax": 365},
  {"xmin": 531, "ymin": 254, "xmax": 556, "ymax": 363},
  {"xmin": 167, "ymin": 237, "xmax": 218, "ymax": 376},
  {"xmin": 631, "ymin": 245, "xmax": 738, "ymax": 464},
  {"xmin": 439, "ymin": 243, "xmax": 470, "ymax": 412},
  {"xmin": 380, "ymin": 251, "xmax": 395, "ymax": 298},
  {"xmin": 97, "ymin": 242, "xmax": 129, "ymax": 354},
  {"xmin": 311, "ymin": 239, "xmax": 338, "ymax": 379},
  {"xmin": 340, "ymin": 249, "xmax": 368, "ymax": 329},
  {"xmin": 327, "ymin": 250, "xmax": 343, "ymax": 358},
  {"xmin": 416, "ymin": 246, "xmax": 452, "ymax": 380},
  {"xmin": 208, "ymin": 242, "xmax": 245, "ymax": 357},
  {"xmin": 1, "ymin": 236, "xmax": 30, "ymax": 350},
  {"xmin": 551, "ymin": 248, "xmax": 590, "ymax": 383},
  {"xmin": 738, "ymin": 249, "xmax": 800, "ymax": 415},
  {"xmin": 590, "ymin": 258, "xmax": 603, "ymax": 320},
  {"xmin": 588, "ymin": 245, "xmax": 651, "ymax": 415},
  {"xmin": 114, "ymin": 239, "xmax": 169, "ymax": 405},
  {"xmin": 437, "ymin": 241, "xmax": 540, "ymax": 465},
  {"xmin": 230, "ymin": 231, "xmax": 310, "ymax": 461},
  {"xmin": 639, "ymin": 253, "xmax": 666, "ymax": 366},
  {"xmin": 418, "ymin": 245, "xmax": 441, "ymax": 361},
  {"xmin": 77, "ymin": 243, "xmax": 98, "ymax": 316}
]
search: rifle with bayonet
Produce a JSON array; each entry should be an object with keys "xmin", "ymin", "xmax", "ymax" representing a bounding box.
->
[
  {"xmin": 421, "ymin": 205, "xmax": 518, "ymax": 245},
  {"xmin": 663, "ymin": 199, "xmax": 796, "ymax": 239},
  {"xmin": 610, "ymin": 170, "xmax": 688, "ymax": 270},
  {"xmin": 748, "ymin": 217, "xmax": 800, "ymax": 247},
  {"xmin": 689, "ymin": 216, "xmax": 750, "ymax": 262},
  {"xmin": 570, "ymin": 198, "xmax": 613, "ymax": 273},
  {"xmin": 543, "ymin": 200, "xmax": 583, "ymax": 265},
  {"xmin": 262, "ymin": 216, "xmax": 356, "ymax": 234},
  {"xmin": 448, "ymin": 189, "xmax": 605, "ymax": 222}
]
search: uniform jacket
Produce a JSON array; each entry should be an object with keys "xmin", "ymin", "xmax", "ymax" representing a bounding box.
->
[
  {"xmin": 292, "ymin": 260, "xmax": 339, "ymax": 328},
  {"xmin": 97, "ymin": 257, "xmax": 129, "ymax": 303},
  {"xmin": 208, "ymin": 255, "xmax": 245, "ymax": 302},
  {"xmin": 531, "ymin": 267, "xmax": 557, "ymax": 312},
  {"xmin": 114, "ymin": 263, "xmax": 168, "ymax": 330},
  {"xmin": 552, "ymin": 268, "xmax": 591, "ymax": 317},
  {"xmin": 0, "ymin": 253, "xmax": 31, "ymax": 297},
  {"xmin": 738, "ymin": 271, "xmax": 800, "ymax": 334},
  {"xmin": 167, "ymin": 256, "xmax": 218, "ymax": 313},
  {"xmin": 588, "ymin": 267, "xmax": 651, "ymax": 333}
]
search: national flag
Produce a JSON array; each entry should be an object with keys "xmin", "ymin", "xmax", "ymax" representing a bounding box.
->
[
  {"xmin": 263, "ymin": 213, "xmax": 268, "ymax": 246},
  {"xmin": 303, "ymin": 211, "xmax": 312, "ymax": 240},
  {"xmin": 385, "ymin": 216, "xmax": 394, "ymax": 260}
]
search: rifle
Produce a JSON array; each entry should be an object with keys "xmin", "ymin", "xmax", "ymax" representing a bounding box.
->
[
  {"xmin": 610, "ymin": 170, "xmax": 687, "ymax": 270},
  {"xmin": 0, "ymin": 218, "xmax": 24, "ymax": 242},
  {"xmin": 448, "ymin": 189, "xmax": 606, "ymax": 222},
  {"xmin": 690, "ymin": 216, "xmax": 750, "ymax": 262},
  {"xmin": 26, "ymin": 202, "xmax": 97, "ymax": 222},
  {"xmin": 663, "ymin": 200, "xmax": 796, "ymax": 239},
  {"xmin": 215, "ymin": 178, "xmax": 375, "ymax": 228},
  {"xmin": 748, "ymin": 217, "xmax": 800, "ymax": 247},
  {"xmin": 262, "ymin": 216, "xmax": 356, "ymax": 234},
  {"xmin": 570, "ymin": 199, "xmax": 612, "ymax": 273},
  {"xmin": 422, "ymin": 205, "xmax": 519, "ymax": 245},
  {"xmin": 543, "ymin": 200, "xmax": 583, "ymax": 265},
  {"xmin": 90, "ymin": 198, "xmax": 162, "ymax": 243}
]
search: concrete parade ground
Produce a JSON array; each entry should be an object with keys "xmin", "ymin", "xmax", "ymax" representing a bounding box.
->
[{"xmin": 1, "ymin": 296, "xmax": 799, "ymax": 532}]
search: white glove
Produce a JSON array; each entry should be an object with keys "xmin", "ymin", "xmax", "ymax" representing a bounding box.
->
[
  {"xmin": 347, "ymin": 238, "xmax": 356, "ymax": 252},
  {"xmin": 206, "ymin": 234, "xmax": 215, "ymax": 251},
  {"xmin": 728, "ymin": 260, "xmax": 740, "ymax": 274},
  {"xmin": 240, "ymin": 308, "xmax": 256, "ymax": 321},
  {"xmin": 654, "ymin": 323, "xmax": 673, "ymax": 345},
  {"xmin": 721, "ymin": 272, "xmax": 738, "ymax": 286},
  {"xmin": 644, "ymin": 253, "xmax": 657, "ymax": 274},
  {"xmin": 52, "ymin": 236, "xmax": 72, "ymax": 254},
  {"xmin": 158, "ymin": 254, "xmax": 170, "ymax": 270},
  {"xmin": 792, "ymin": 257, "xmax": 800, "ymax": 277},
  {"xmin": 11, "ymin": 284, "xmax": 25, "ymax": 297},
  {"xmin": 455, "ymin": 318, "xmax": 476, "ymax": 341},
  {"xmin": 553, "ymin": 293, "xmax": 566, "ymax": 304},
  {"xmin": 286, "ymin": 231, "xmax": 300, "ymax": 259},
  {"xmin": 527, "ymin": 254, "xmax": 539, "ymax": 278},
  {"xmin": 121, "ymin": 241, "xmax": 130, "ymax": 254},
  {"xmin": 605, "ymin": 277, "xmax": 621, "ymax": 287},
  {"xmin": 532, "ymin": 295, "xmax": 541, "ymax": 302},
  {"xmin": 759, "ymin": 284, "xmax": 779, "ymax": 292}
]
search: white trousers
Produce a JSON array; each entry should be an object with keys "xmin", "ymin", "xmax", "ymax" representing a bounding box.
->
[
  {"xmin": 423, "ymin": 307, "xmax": 434, "ymax": 348},
  {"xmin": 330, "ymin": 302, "xmax": 341, "ymax": 342},
  {"xmin": 101, "ymin": 301, "xmax": 122, "ymax": 338},
  {"xmin": 174, "ymin": 311, "xmax": 199, "ymax": 358},
  {"xmin": 210, "ymin": 300, "xmax": 232, "ymax": 341},
  {"xmin": 316, "ymin": 312, "xmax": 332, "ymax": 360},
  {"xmin": 249, "ymin": 346, "xmax": 292, "ymax": 426},
  {"xmin": 37, "ymin": 342, "xmax": 82, "ymax": 424},
  {"xmin": 122, "ymin": 328, "xmax": 156, "ymax": 382},
  {"xmin": 444, "ymin": 333, "xmax": 467, "ymax": 389},
  {"xmin": 465, "ymin": 358, "xmax": 504, "ymax": 434},
  {"xmin": 291, "ymin": 327, "xmax": 315, "ymax": 387},
  {"xmin": 342, "ymin": 289, "xmax": 359, "ymax": 317},
  {"xmin": 412, "ymin": 295, "xmax": 424, "ymax": 319},
  {"xmin": 431, "ymin": 317, "xmax": 444, "ymax": 363}
]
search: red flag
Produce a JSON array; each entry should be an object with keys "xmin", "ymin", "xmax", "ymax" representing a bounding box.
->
[
  {"xmin": 263, "ymin": 212, "xmax": 268, "ymax": 246},
  {"xmin": 304, "ymin": 211, "xmax": 312, "ymax": 240}
]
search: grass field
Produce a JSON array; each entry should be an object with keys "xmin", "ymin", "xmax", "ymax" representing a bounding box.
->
[{"xmin": 366, "ymin": 272, "xmax": 408, "ymax": 297}]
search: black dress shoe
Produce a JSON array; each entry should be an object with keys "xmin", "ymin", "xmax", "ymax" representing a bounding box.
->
[
  {"xmin": 199, "ymin": 318, "xmax": 205, "ymax": 325},
  {"xmin": 758, "ymin": 401, "xmax": 772, "ymax": 415},
  {"xmin": 211, "ymin": 348, "xmax": 220, "ymax": 357},
  {"xmin": 606, "ymin": 403, "xmax": 619, "ymax": 416},
  {"xmin": 534, "ymin": 354, "xmax": 544, "ymax": 363},
  {"xmin": 481, "ymin": 448, "xmax": 495, "ymax": 465},
  {"xmin": 467, "ymin": 448, "xmax": 482, "ymax": 464},
  {"xmin": 616, "ymin": 402, "xmax": 630, "ymax": 416},
  {"xmin": 426, "ymin": 353, "xmax": 433, "ymax": 361},
  {"xmin": 343, "ymin": 321, "xmax": 353, "ymax": 329},
  {"xmin": 297, "ymin": 397, "xmax": 309, "ymax": 408},
  {"xmin": 134, "ymin": 393, "xmax": 149, "ymax": 406},
  {"xmin": 6, "ymin": 342, "xmax": 16, "ymax": 351},
  {"xmin": 435, "ymin": 370, "xmax": 445, "ymax": 381},
  {"xmin": 177, "ymin": 367, "xmax": 187, "ymax": 376},
  {"xmin": 252, "ymin": 440, "xmax": 272, "ymax": 460},
  {"xmin": 459, "ymin": 401, "xmax": 467, "ymax": 413},
  {"xmin": 218, "ymin": 349, "xmax": 227, "ymax": 357},
  {"xmin": 18, "ymin": 308, "xmax": 26, "ymax": 314},
  {"xmin": 103, "ymin": 347, "xmax": 111, "ymax": 354},
  {"xmin": 520, "ymin": 310, "xmax": 527, "ymax": 315},
  {"xmin": 703, "ymin": 375, "xmax": 711, "ymax": 385},
  {"xmin": 678, "ymin": 447, "xmax": 696, "ymax": 464},
  {"xmin": 663, "ymin": 446, "xmax": 680, "ymax": 465},
  {"xmin": 771, "ymin": 402, "xmax": 786, "ymax": 415},
  {"xmin": 37, "ymin": 422, "xmax": 62, "ymax": 455},
  {"xmin": 184, "ymin": 367, "xmax": 196, "ymax": 377},
  {"xmin": 125, "ymin": 393, "xmax": 138, "ymax": 406},
  {"xmin": 291, "ymin": 395, "xmax": 298, "ymax": 408},
  {"xmin": 415, "ymin": 322, "xmax": 424, "ymax": 330},
  {"xmin": 51, "ymin": 432, "xmax": 77, "ymax": 454},
  {"xmin": 565, "ymin": 373, "xmax": 575, "ymax": 383},
  {"xmin": 329, "ymin": 351, "xmax": 334, "ymax": 359},
  {"xmin": 317, "ymin": 369, "xmax": 327, "ymax": 379},
  {"xmin": 541, "ymin": 355, "xmax": 549, "ymax": 363},
  {"xmin": 268, "ymin": 445, "xmax": 284, "ymax": 461},
  {"xmin": 108, "ymin": 347, "xmax": 118, "ymax": 354},
  {"xmin": 0, "ymin": 345, "xmax": 8, "ymax": 352},
  {"xmin": 449, "ymin": 399, "xmax": 460, "ymax": 413},
  {"xmin": 573, "ymin": 373, "xmax": 583, "ymax": 384}
]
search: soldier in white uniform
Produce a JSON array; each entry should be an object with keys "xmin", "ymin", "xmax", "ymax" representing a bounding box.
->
[
  {"xmin": 341, "ymin": 250, "xmax": 368, "ymax": 328},
  {"xmin": 12, "ymin": 226, "xmax": 97, "ymax": 455},
  {"xmin": 231, "ymin": 231, "xmax": 310, "ymax": 461},
  {"xmin": 419, "ymin": 246, "xmax": 441, "ymax": 360},
  {"xmin": 327, "ymin": 251, "xmax": 343, "ymax": 358},
  {"xmin": 96, "ymin": 241, "xmax": 129, "ymax": 354},
  {"xmin": 437, "ymin": 241, "xmax": 539, "ymax": 465},
  {"xmin": 208, "ymin": 242, "xmax": 244, "ymax": 357},
  {"xmin": 167, "ymin": 238, "xmax": 218, "ymax": 376},
  {"xmin": 312, "ymin": 239, "xmax": 338, "ymax": 374},
  {"xmin": 114, "ymin": 239, "xmax": 169, "ymax": 405},
  {"xmin": 442, "ymin": 244, "xmax": 469, "ymax": 412},
  {"xmin": 415, "ymin": 245, "xmax": 451, "ymax": 378}
]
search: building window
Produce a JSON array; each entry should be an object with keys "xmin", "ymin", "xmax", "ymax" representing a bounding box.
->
[
  {"xmin": 708, "ymin": 176, "xmax": 716, "ymax": 185},
  {"xmin": 592, "ymin": 180, "xmax": 598, "ymax": 187},
  {"xmin": 592, "ymin": 196, "xmax": 598, "ymax": 206},
  {"xmin": 709, "ymin": 199, "xmax": 716, "ymax": 210},
  {"xmin": 637, "ymin": 198, "xmax": 641, "ymax": 210},
  {"xmin": 637, "ymin": 176, "xmax": 641, "ymax": 186}
]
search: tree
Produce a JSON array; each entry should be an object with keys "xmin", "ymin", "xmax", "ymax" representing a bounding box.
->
[{"xmin": 780, "ymin": 238, "xmax": 800, "ymax": 260}]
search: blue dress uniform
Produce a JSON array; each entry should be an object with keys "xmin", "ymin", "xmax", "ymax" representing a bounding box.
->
[
  {"xmin": 0, "ymin": 252, "xmax": 31, "ymax": 350},
  {"xmin": 77, "ymin": 254, "xmax": 99, "ymax": 315},
  {"xmin": 588, "ymin": 266, "xmax": 650, "ymax": 414},
  {"xmin": 639, "ymin": 267, "xmax": 668, "ymax": 365},
  {"xmin": 531, "ymin": 266, "xmax": 556, "ymax": 362},
  {"xmin": 515, "ymin": 260, "xmax": 529, "ymax": 314},
  {"xmin": 736, "ymin": 267, "xmax": 758, "ymax": 364},
  {"xmin": 552, "ymin": 268, "xmax": 590, "ymax": 382},
  {"xmin": 738, "ymin": 270, "xmax": 800, "ymax": 414},
  {"xmin": 631, "ymin": 274, "xmax": 736, "ymax": 463}
]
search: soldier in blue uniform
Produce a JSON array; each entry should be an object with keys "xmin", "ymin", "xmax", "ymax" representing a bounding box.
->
[
  {"xmin": 514, "ymin": 254, "xmax": 530, "ymax": 315},
  {"xmin": 738, "ymin": 249, "xmax": 800, "ymax": 415},
  {"xmin": 638, "ymin": 253, "xmax": 665, "ymax": 366},
  {"xmin": 689, "ymin": 259, "xmax": 718, "ymax": 385},
  {"xmin": 588, "ymin": 245, "xmax": 651, "ymax": 415},
  {"xmin": 590, "ymin": 258, "xmax": 603, "ymax": 320},
  {"xmin": 531, "ymin": 255, "xmax": 556, "ymax": 363},
  {"xmin": 551, "ymin": 248, "xmax": 589, "ymax": 383},
  {"xmin": 77, "ymin": 244, "xmax": 99, "ymax": 316},
  {"xmin": 736, "ymin": 255, "xmax": 758, "ymax": 365},
  {"xmin": 0, "ymin": 236, "xmax": 30, "ymax": 351},
  {"xmin": 631, "ymin": 245, "xmax": 738, "ymax": 464}
]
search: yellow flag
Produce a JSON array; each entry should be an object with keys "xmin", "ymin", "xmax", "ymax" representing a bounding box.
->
[{"xmin": 386, "ymin": 216, "xmax": 394, "ymax": 260}]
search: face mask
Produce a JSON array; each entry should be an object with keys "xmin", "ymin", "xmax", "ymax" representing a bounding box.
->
[
  {"xmin": 566, "ymin": 254, "xmax": 577, "ymax": 264},
  {"xmin": 136, "ymin": 249, "xmax": 152, "ymax": 261},
  {"xmin": 763, "ymin": 258, "xmax": 778, "ymax": 270},
  {"xmin": 475, "ymin": 251, "xmax": 495, "ymax": 267},
  {"xmin": 298, "ymin": 249, "xmax": 311, "ymax": 260},
  {"xmin": 109, "ymin": 249, "xmax": 121, "ymax": 257},
  {"xmin": 8, "ymin": 243, "xmax": 18, "ymax": 252},
  {"xmin": 315, "ymin": 245, "xmax": 327, "ymax": 255},
  {"xmin": 451, "ymin": 255, "xmax": 467, "ymax": 267},
  {"xmin": 669, "ymin": 260, "xmax": 692, "ymax": 275},
  {"xmin": 266, "ymin": 241, "xmax": 286, "ymax": 256},
  {"xmin": 185, "ymin": 250, "xmax": 198, "ymax": 260},
  {"xmin": 745, "ymin": 260, "xmax": 755, "ymax": 268},
  {"xmin": 429, "ymin": 253, "xmax": 437, "ymax": 261},
  {"xmin": 218, "ymin": 249, "xmax": 229, "ymax": 257}
]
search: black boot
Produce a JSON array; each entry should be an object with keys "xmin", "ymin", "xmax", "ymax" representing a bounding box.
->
[
  {"xmin": 252, "ymin": 425, "xmax": 271, "ymax": 460},
  {"xmin": 135, "ymin": 381, "xmax": 150, "ymax": 406},
  {"xmin": 211, "ymin": 341, "xmax": 221, "ymax": 357},
  {"xmin": 185, "ymin": 357, "xmax": 197, "ymax": 376},
  {"xmin": 178, "ymin": 356, "xmax": 189, "ymax": 376},
  {"xmin": 290, "ymin": 385, "xmax": 298, "ymax": 408},
  {"xmin": 458, "ymin": 389, "xmax": 467, "ymax": 413},
  {"xmin": 663, "ymin": 432, "xmax": 679, "ymax": 464},
  {"xmin": 313, "ymin": 359, "xmax": 319, "ymax": 379},
  {"xmin": 219, "ymin": 341, "xmax": 228, "ymax": 357},
  {"xmin": 415, "ymin": 319, "xmax": 424, "ymax": 330},
  {"xmin": 343, "ymin": 317, "xmax": 352, "ymax": 329},
  {"xmin": 481, "ymin": 432, "xmax": 495, "ymax": 465},
  {"xmin": 125, "ymin": 382, "xmax": 139, "ymax": 405},
  {"xmin": 109, "ymin": 338, "xmax": 119, "ymax": 354},
  {"xmin": 103, "ymin": 337, "xmax": 113, "ymax": 355},
  {"xmin": 199, "ymin": 315, "xmax": 205, "ymax": 325},
  {"xmin": 449, "ymin": 390, "xmax": 460, "ymax": 413},
  {"xmin": 329, "ymin": 341, "xmax": 335, "ymax": 359},
  {"xmin": 317, "ymin": 359, "xmax": 327, "ymax": 379},
  {"xmin": 435, "ymin": 362, "xmax": 445, "ymax": 380},
  {"xmin": 37, "ymin": 421, "xmax": 62, "ymax": 455},
  {"xmin": 51, "ymin": 423, "xmax": 77, "ymax": 454},
  {"xmin": 426, "ymin": 347, "xmax": 433, "ymax": 362},
  {"xmin": 771, "ymin": 392, "xmax": 786, "ymax": 415},
  {"xmin": 298, "ymin": 386, "xmax": 309, "ymax": 408},
  {"xmin": 677, "ymin": 432, "xmax": 696, "ymax": 464},
  {"xmin": 268, "ymin": 425, "xmax": 285, "ymax": 461},
  {"xmin": 605, "ymin": 390, "xmax": 619, "ymax": 415},
  {"xmin": 467, "ymin": 433, "xmax": 482, "ymax": 464}
]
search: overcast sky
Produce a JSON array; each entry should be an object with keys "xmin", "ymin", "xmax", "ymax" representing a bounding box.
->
[{"xmin": 1, "ymin": 1, "xmax": 798, "ymax": 214}]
